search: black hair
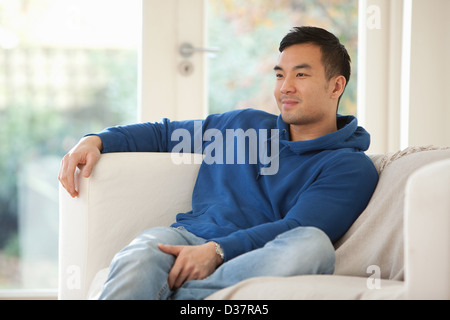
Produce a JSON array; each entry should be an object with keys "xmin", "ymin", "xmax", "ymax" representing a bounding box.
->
[{"xmin": 279, "ymin": 26, "xmax": 351, "ymax": 87}]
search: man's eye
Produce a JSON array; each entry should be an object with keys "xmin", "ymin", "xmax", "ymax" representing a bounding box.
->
[
  {"xmin": 297, "ymin": 73, "xmax": 306, "ymax": 77},
  {"xmin": 276, "ymin": 74, "xmax": 283, "ymax": 79}
]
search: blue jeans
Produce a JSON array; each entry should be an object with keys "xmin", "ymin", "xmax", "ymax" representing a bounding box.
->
[{"xmin": 98, "ymin": 226, "xmax": 335, "ymax": 300}]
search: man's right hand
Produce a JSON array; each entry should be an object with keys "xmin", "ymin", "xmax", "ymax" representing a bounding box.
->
[{"xmin": 58, "ymin": 135, "xmax": 103, "ymax": 198}]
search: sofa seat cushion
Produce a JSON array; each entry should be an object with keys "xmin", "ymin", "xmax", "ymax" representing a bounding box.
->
[{"xmin": 206, "ymin": 275, "xmax": 405, "ymax": 300}]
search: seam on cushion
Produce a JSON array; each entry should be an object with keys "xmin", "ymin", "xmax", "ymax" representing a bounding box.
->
[{"xmin": 81, "ymin": 174, "xmax": 91, "ymax": 299}]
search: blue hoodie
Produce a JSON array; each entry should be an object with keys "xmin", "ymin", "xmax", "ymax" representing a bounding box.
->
[{"xmin": 96, "ymin": 108, "xmax": 378, "ymax": 261}]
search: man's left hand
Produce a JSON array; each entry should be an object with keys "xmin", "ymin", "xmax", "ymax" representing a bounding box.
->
[{"xmin": 158, "ymin": 242, "xmax": 223, "ymax": 290}]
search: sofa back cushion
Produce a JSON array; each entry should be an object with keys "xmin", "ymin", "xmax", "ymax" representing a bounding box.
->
[{"xmin": 333, "ymin": 147, "xmax": 450, "ymax": 280}]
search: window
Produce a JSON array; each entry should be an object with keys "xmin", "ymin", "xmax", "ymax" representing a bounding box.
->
[
  {"xmin": 207, "ymin": 0, "xmax": 358, "ymax": 116},
  {"xmin": 0, "ymin": 0, "xmax": 140, "ymax": 293}
]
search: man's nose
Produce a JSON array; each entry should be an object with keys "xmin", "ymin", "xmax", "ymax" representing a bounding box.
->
[{"xmin": 280, "ymin": 77, "xmax": 296, "ymax": 94}]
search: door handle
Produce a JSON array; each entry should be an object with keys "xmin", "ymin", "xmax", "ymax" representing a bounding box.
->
[{"xmin": 179, "ymin": 42, "xmax": 220, "ymax": 58}]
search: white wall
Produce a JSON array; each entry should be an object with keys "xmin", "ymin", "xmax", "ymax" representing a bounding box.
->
[
  {"xmin": 358, "ymin": 0, "xmax": 403, "ymax": 153},
  {"xmin": 360, "ymin": 0, "xmax": 450, "ymax": 153},
  {"xmin": 408, "ymin": 0, "xmax": 450, "ymax": 148}
]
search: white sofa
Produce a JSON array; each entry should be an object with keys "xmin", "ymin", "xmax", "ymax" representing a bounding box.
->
[{"xmin": 58, "ymin": 147, "xmax": 450, "ymax": 300}]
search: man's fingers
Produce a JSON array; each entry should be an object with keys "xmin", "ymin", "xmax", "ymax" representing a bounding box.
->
[
  {"xmin": 81, "ymin": 152, "xmax": 97, "ymax": 178},
  {"xmin": 58, "ymin": 138, "xmax": 101, "ymax": 198},
  {"xmin": 173, "ymin": 268, "xmax": 190, "ymax": 290},
  {"xmin": 81, "ymin": 165, "xmax": 91, "ymax": 178},
  {"xmin": 58, "ymin": 154, "xmax": 79, "ymax": 198},
  {"xmin": 159, "ymin": 243, "xmax": 220, "ymax": 290},
  {"xmin": 158, "ymin": 244, "xmax": 182, "ymax": 256},
  {"xmin": 66, "ymin": 159, "xmax": 80, "ymax": 197},
  {"xmin": 168, "ymin": 261, "xmax": 184, "ymax": 290},
  {"xmin": 168, "ymin": 257, "xmax": 198, "ymax": 290},
  {"xmin": 159, "ymin": 244, "xmax": 189, "ymax": 289}
]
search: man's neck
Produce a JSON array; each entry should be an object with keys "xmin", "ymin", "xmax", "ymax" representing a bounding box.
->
[{"xmin": 289, "ymin": 120, "xmax": 338, "ymax": 142}]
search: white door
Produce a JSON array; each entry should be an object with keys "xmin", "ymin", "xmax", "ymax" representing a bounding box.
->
[{"xmin": 140, "ymin": 0, "xmax": 208, "ymax": 122}]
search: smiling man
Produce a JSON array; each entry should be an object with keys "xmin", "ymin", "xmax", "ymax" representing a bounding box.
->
[
  {"xmin": 58, "ymin": 26, "xmax": 378, "ymax": 300},
  {"xmin": 274, "ymin": 37, "xmax": 348, "ymax": 141}
]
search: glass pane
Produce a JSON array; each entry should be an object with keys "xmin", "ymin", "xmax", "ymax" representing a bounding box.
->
[
  {"xmin": 207, "ymin": 0, "xmax": 358, "ymax": 116},
  {"xmin": 0, "ymin": 0, "xmax": 140, "ymax": 290}
]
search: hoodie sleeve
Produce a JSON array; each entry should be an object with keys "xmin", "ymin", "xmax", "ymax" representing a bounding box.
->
[
  {"xmin": 211, "ymin": 152, "xmax": 379, "ymax": 261},
  {"xmin": 89, "ymin": 118, "xmax": 205, "ymax": 154},
  {"xmin": 92, "ymin": 110, "xmax": 247, "ymax": 154}
]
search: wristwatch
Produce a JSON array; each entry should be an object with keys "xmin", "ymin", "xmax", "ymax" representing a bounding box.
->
[{"xmin": 213, "ymin": 241, "xmax": 225, "ymax": 261}]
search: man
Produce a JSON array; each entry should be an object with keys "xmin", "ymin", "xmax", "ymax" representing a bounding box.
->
[{"xmin": 59, "ymin": 26, "xmax": 378, "ymax": 300}]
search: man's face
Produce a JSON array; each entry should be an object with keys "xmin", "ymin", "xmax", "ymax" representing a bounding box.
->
[{"xmin": 274, "ymin": 43, "xmax": 337, "ymax": 127}]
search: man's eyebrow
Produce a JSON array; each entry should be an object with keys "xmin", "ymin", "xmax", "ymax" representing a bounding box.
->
[
  {"xmin": 273, "ymin": 64, "xmax": 312, "ymax": 71},
  {"xmin": 293, "ymin": 63, "xmax": 312, "ymax": 70}
]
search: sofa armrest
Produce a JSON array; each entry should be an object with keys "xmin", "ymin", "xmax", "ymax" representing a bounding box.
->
[
  {"xmin": 58, "ymin": 153, "xmax": 202, "ymax": 300},
  {"xmin": 404, "ymin": 158, "xmax": 450, "ymax": 299}
]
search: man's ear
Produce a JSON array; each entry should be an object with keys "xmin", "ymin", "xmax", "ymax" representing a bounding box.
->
[{"xmin": 330, "ymin": 75, "xmax": 347, "ymax": 99}]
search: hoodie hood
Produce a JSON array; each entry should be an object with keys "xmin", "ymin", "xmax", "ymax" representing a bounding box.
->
[{"xmin": 277, "ymin": 115, "xmax": 371, "ymax": 154}]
